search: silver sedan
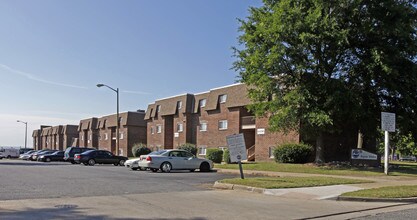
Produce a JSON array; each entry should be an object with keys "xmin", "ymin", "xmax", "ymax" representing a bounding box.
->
[{"xmin": 138, "ymin": 149, "xmax": 213, "ymax": 173}]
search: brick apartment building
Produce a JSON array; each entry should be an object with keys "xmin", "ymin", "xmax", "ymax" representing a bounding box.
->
[
  {"xmin": 33, "ymin": 125, "xmax": 78, "ymax": 150},
  {"xmin": 78, "ymin": 117, "xmax": 99, "ymax": 148},
  {"xmin": 145, "ymin": 83, "xmax": 300, "ymax": 161},
  {"xmin": 144, "ymin": 94, "xmax": 196, "ymax": 151},
  {"xmin": 96, "ymin": 111, "xmax": 147, "ymax": 157}
]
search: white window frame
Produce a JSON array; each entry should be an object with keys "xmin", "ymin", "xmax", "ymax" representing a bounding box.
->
[
  {"xmin": 81, "ymin": 135, "xmax": 84, "ymax": 141},
  {"xmin": 198, "ymin": 146, "xmax": 207, "ymax": 156},
  {"xmin": 199, "ymin": 99, "xmax": 207, "ymax": 107},
  {"xmin": 177, "ymin": 123, "xmax": 183, "ymax": 132},
  {"xmin": 177, "ymin": 101, "xmax": 182, "ymax": 110},
  {"xmin": 89, "ymin": 134, "xmax": 92, "ymax": 140},
  {"xmin": 156, "ymin": 125, "xmax": 162, "ymax": 133},
  {"xmin": 218, "ymin": 120, "xmax": 228, "ymax": 130},
  {"xmin": 151, "ymin": 127, "xmax": 154, "ymax": 134},
  {"xmin": 105, "ymin": 133, "xmax": 108, "ymax": 140},
  {"xmin": 156, "ymin": 105, "xmax": 161, "ymax": 112},
  {"xmin": 120, "ymin": 132, "xmax": 124, "ymax": 140},
  {"xmin": 219, "ymin": 94, "xmax": 227, "ymax": 103},
  {"xmin": 200, "ymin": 122, "xmax": 207, "ymax": 131}
]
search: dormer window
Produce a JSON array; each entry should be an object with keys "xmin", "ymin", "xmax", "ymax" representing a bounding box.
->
[
  {"xmin": 156, "ymin": 105, "xmax": 161, "ymax": 112},
  {"xmin": 219, "ymin": 94, "xmax": 227, "ymax": 103},
  {"xmin": 199, "ymin": 99, "xmax": 207, "ymax": 107},
  {"xmin": 177, "ymin": 101, "xmax": 182, "ymax": 110}
]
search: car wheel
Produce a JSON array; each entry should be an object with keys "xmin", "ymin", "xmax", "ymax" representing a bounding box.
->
[
  {"xmin": 199, "ymin": 162, "xmax": 210, "ymax": 172},
  {"xmin": 151, "ymin": 168, "xmax": 158, "ymax": 172},
  {"xmin": 119, "ymin": 160, "xmax": 125, "ymax": 166},
  {"xmin": 190, "ymin": 169, "xmax": 195, "ymax": 172},
  {"xmin": 161, "ymin": 162, "xmax": 172, "ymax": 173},
  {"xmin": 131, "ymin": 167, "xmax": 138, "ymax": 171},
  {"xmin": 46, "ymin": 158, "xmax": 51, "ymax": 162},
  {"xmin": 70, "ymin": 161, "xmax": 76, "ymax": 164},
  {"xmin": 7, "ymin": 155, "xmax": 11, "ymax": 159},
  {"xmin": 113, "ymin": 163, "xmax": 119, "ymax": 166},
  {"xmin": 88, "ymin": 159, "xmax": 96, "ymax": 166}
]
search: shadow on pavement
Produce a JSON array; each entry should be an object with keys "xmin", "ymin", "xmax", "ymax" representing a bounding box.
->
[
  {"xmin": 0, "ymin": 205, "xmax": 207, "ymax": 220},
  {"xmin": 0, "ymin": 161, "xmax": 71, "ymax": 166}
]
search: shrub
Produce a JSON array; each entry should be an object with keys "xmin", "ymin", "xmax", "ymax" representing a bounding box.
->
[
  {"xmin": 206, "ymin": 148, "xmax": 223, "ymax": 163},
  {"xmin": 178, "ymin": 143, "xmax": 197, "ymax": 156},
  {"xmin": 131, "ymin": 143, "xmax": 151, "ymax": 157},
  {"xmin": 273, "ymin": 143, "xmax": 313, "ymax": 163},
  {"xmin": 223, "ymin": 149, "xmax": 231, "ymax": 164}
]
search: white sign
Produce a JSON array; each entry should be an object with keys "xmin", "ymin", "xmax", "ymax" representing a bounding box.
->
[
  {"xmin": 257, "ymin": 128, "xmax": 265, "ymax": 135},
  {"xmin": 174, "ymin": 133, "xmax": 179, "ymax": 138},
  {"xmin": 226, "ymin": 133, "xmax": 247, "ymax": 163},
  {"xmin": 351, "ymin": 149, "xmax": 378, "ymax": 160},
  {"xmin": 381, "ymin": 112, "xmax": 395, "ymax": 132}
]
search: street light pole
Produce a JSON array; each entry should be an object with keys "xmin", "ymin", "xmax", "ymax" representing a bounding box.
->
[
  {"xmin": 17, "ymin": 120, "xmax": 28, "ymax": 149},
  {"xmin": 97, "ymin": 84, "xmax": 120, "ymax": 156}
]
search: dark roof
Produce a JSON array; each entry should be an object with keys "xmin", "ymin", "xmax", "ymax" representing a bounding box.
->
[
  {"xmin": 79, "ymin": 118, "xmax": 98, "ymax": 131},
  {"xmin": 51, "ymin": 126, "xmax": 63, "ymax": 135},
  {"xmin": 32, "ymin": 129, "xmax": 40, "ymax": 137},
  {"xmin": 145, "ymin": 94, "xmax": 194, "ymax": 119},
  {"xmin": 97, "ymin": 111, "xmax": 146, "ymax": 128},
  {"xmin": 205, "ymin": 83, "xmax": 251, "ymax": 111}
]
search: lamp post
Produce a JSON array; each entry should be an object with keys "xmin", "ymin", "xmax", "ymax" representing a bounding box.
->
[
  {"xmin": 17, "ymin": 120, "xmax": 28, "ymax": 149},
  {"xmin": 97, "ymin": 84, "xmax": 120, "ymax": 155}
]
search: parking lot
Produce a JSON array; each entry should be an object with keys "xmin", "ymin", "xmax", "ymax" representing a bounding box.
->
[{"xmin": 0, "ymin": 159, "xmax": 235, "ymax": 201}]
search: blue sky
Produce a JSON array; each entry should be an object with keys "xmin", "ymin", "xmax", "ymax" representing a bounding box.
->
[{"xmin": 0, "ymin": 0, "xmax": 261, "ymax": 147}]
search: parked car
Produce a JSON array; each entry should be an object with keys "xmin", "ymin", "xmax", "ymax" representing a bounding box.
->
[
  {"xmin": 38, "ymin": 151, "xmax": 65, "ymax": 162},
  {"xmin": 74, "ymin": 150, "xmax": 128, "ymax": 166},
  {"xmin": 399, "ymin": 156, "xmax": 417, "ymax": 162},
  {"xmin": 124, "ymin": 151, "xmax": 165, "ymax": 170},
  {"xmin": 19, "ymin": 148, "xmax": 34, "ymax": 154},
  {"xmin": 64, "ymin": 147, "xmax": 95, "ymax": 164},
  {"xmin": 19, "ymin": 150, "xmax": 37, "ymax": 160},
  {"xmin": 31, "ymin": 150, "xmax": 56, "ymax": 161},
  {"xmin": 0, "ymin": 147, "xmax": 20, "ymax": 159},
  {"xmin": 138, "ymin": 149, "xmax": 213, "ymax": 173}
]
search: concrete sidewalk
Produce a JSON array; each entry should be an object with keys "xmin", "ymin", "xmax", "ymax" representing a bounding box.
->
[{"xmin": 215, "ymin": 168, "xmax": 417, "ymax": 201}]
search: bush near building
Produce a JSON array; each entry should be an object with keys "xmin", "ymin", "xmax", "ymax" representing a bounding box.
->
[
  {"xmin": 206, "ymin": 149, "xmax": 223, "ymax": 163},
  {"xmin": 223, "ymin": 149, "xmax": 231, "ymax": 164},
  {"xmin": 132, "ymin": 143, "xmax": 151, "ymax": 157},
  {"xmin": 273, "ymin": 143, "xmax": 313, "ymax": 163},
  {"xmin": 178, "ymin": 143, "xmax": 197, "ymax": 156}
]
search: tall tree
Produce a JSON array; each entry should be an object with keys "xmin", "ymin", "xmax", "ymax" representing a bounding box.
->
[{"xmin": 234, "ymin": 0, "xmax": 417, "ymax": 163}]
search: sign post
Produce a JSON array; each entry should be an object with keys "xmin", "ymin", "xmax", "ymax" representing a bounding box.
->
[
  {"xmin": 381, "ymin": 112, "xmax": 395, "ymax": 175},
  {"xmin": 226, "ymin": 134, "xmax": 247, "ymax": 179}
]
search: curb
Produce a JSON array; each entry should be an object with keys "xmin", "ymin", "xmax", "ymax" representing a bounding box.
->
[
  {"xmin": 213, "ymin": 181, "xmax": 265, "ymax": 194},
  {"xmin": 215, "ymin": 168, "xmax": 281, "ymax": 177},
  {"xmin": 338, "ymin": 196, "xmax": 417, "ymax": 203}
]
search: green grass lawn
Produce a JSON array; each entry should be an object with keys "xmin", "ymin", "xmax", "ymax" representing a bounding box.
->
[
  {"xmin": 342, "ymin": 185, "xmax": 417, "ymax": 198},
  {"xmin": 215, "ymin": 161, "xmax": 417, "ymax": 177},
  {"xmin": 219, "ymin": 177, "xmax": 371, "ymax": 189}
]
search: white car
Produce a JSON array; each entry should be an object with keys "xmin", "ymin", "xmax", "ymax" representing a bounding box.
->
[
  {"xmin": 125, "ymin": 151, "xmax": 164, "ymax": 170},
  {"xmin": 138, "ymin": 149, "xmax": 213, "ymax": 173}
]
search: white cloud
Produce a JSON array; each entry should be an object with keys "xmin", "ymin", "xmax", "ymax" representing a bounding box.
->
[{"xmin": 0, "ymin": 63, "xmax": 89, "ymax": 89}]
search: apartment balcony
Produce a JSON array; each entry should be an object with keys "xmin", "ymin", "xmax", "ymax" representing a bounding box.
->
[{"xmin": 241, "ymin": 116, "xmax": 256, "ymax": 129}]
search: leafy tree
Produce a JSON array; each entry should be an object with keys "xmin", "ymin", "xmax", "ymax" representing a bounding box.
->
[{"xmin": 234, "ymin": 0, "xmax": 417, "ymax": 163}]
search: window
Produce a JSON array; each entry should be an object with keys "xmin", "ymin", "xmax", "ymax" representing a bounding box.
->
[
  {"xmin": 119, "ymin": 117, "xmax": 123, "ymax": 124},
  {"xmin": 199, "ymin": 99, "xmax": 206, "ymax": 107},
  {"xmin": 156, "ymin": 125, "xmax": 162, "ymax": 133},
  {"xmin": 89, "ymin": 135, "xmax": 92, "ymax": 140},
  {"xmin": 81, "ymin": 135, "xmax": 84, "ymax": 141},
  {"xmin": 177, "ymin": 101, "xmax": 182, "ymax": 110},
  {"xmin": 198, "ymin": 146, "xmax": 207, "ymax": 156},
  {"xmin": 219, "ymin": 94, "xmax": 227, "ymax": 103},
  {"xmin": 200, "ymin": 122, "xmax": 207, "ymax": 131},
  {"xmin": 156, "ymin": 105, "xmax": 161, "ymax": 112},
  {"xmin": 105, "ymin": 133, "xmax": 108, "ymax": 140},
  {"xmin": 177, "ymin": 123, "xmax": 183, "ymax": 132},
  {"xmin": 120, "ymin": 132, "xmax": 124, "ymax": 139},
  {"xmin": 218, "ymin": 120, "xmax": 228, "ymax": 130},
  {"xmin": 269, "ymin": 147, "xmax": 275, "ymax": 158},
  {"xmin": 151, "ymin": 127, "xmax": 154, "ymax": 134}
]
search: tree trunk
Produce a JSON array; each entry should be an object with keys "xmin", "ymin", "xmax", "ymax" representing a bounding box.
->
[{"xmin": 315, "ymin": 131, "xmax": 324, "ymax": 164}]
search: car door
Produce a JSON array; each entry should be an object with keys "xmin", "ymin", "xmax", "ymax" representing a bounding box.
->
[
  {"xmin": 95, "ymin": 151, "xmax": 107, "ymax": 164},
  {"xmin": 182, "ymin": 151, "xmax": 200, "ymax": 169},
  {"xmin": 167, "ymin": 151, "xmax": 185, "ymax": 169}
]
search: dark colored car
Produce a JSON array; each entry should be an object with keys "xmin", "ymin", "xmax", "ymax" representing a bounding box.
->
[
  {"xmin": 37, "ymin": 151, "xmax": 65, "ymax": 162},
  {"xmin": 64, "ymin": 147, "xmax": 95, "ymax": 164},
  {"xmin": 19, "ymin": 148, "xmax": 34, "ymax": 154},
  {"xmin": 30, "ymin": 150, "xmax": 56, "ymax": 161},
  {"xmin": 74, "ymin": 150, "xmax": 127, "ymax": 166}
]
